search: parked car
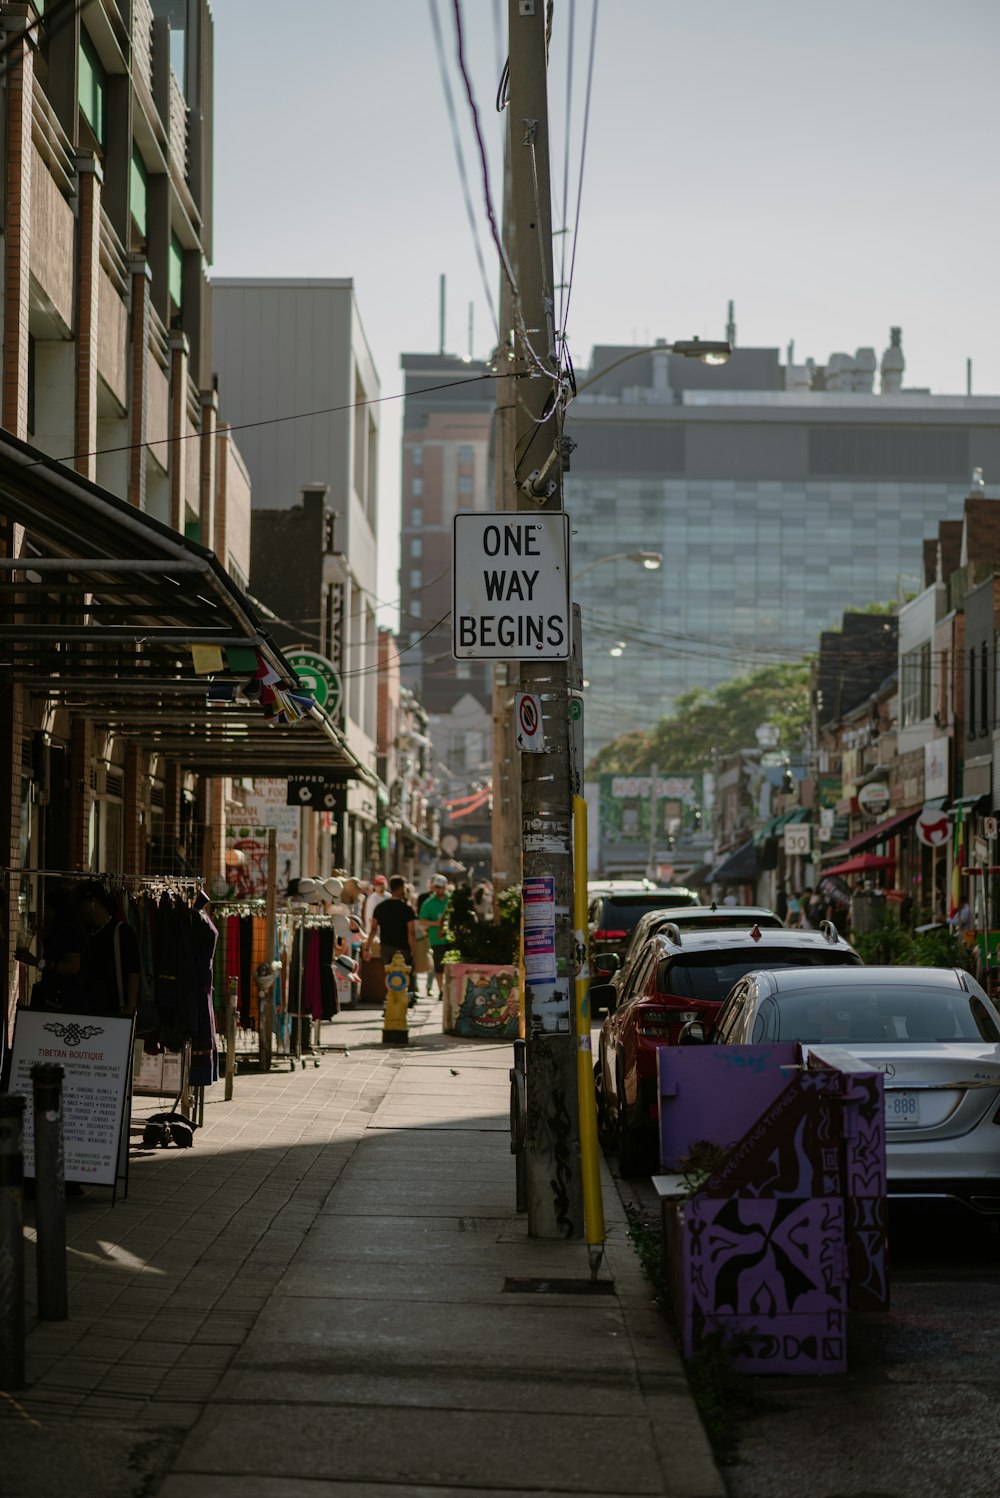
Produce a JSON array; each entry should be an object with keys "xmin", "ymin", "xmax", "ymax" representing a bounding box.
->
[
  {"xmin": 593, "ymin": 922, "xmax": 860, "ymax": 1174},
  {"xmin": 587, "ymin": 885, "xmax": 699, "ymax": 969},
  {"xmin": 706, "ymin": 964, "xmax": 1000, "ymax": 1215},
  {"xmin": 594, "ymin": 905, "xmax": 784, "ymax": 1004}
]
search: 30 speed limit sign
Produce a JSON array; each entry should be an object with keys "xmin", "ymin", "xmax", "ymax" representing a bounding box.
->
[
  {"xmin": 515, "ymin": 691, "xmax": 545, "ymax": 753},
  {"xmin": 784, "ymin": 825, "xmax": 812, "ymax": 857}
]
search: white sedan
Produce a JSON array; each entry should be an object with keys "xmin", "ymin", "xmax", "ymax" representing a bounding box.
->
[{"xmin": 709, "ymin": 964, "xmax": 1000, "ymax": 1215}]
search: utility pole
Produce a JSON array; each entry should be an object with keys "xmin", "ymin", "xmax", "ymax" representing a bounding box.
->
[
  {"xmin": 647, "ymin": 764, "xmax": 659, "ymax": 881},
  {"xmin": 507, "ymin": 0, "xmax": 582, "ymax": 1238}
]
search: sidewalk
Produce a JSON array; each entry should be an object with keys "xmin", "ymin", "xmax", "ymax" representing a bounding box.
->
[{"xmin": 3, "ymin": 996, "xmax": 725, "ymax": 1498}]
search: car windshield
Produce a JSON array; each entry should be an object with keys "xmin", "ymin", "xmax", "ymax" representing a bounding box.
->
[
  {"xmin": 770, "ymin": 982, "xmax": 1000, "ymax": 1044},
  {"xmin": 600, "ymin": 893, "xmax": 698, "ymax": 932},
  {"xmin": 658, "ymin": 949, "xmax": 858, "ymax": 1004}
]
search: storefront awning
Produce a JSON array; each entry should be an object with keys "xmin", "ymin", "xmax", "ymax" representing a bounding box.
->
[
  {"xmin": 821, "ymin": 806, "xmax": 919, "ymax": 863},
  {"xmin": 753, "ymin": 807, "xmax": 809, "ymax": 847},
  {"xmin": 707, "ymin": 840, "xmax": 759, "ymax": 884},
  {"xmin": 0, "ymin": 430, "xmax": 380, "ymax": 789}
]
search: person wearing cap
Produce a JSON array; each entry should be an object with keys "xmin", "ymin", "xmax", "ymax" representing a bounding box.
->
[
  {"xmin": 363, "ymin": 875, "xmax": 387, "ymax": 930},
  {"xmin": 418, "ymin": 875, "xmax": 451, "ymax": 1000}
]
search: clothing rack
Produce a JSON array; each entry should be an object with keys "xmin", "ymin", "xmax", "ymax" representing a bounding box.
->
[{"xmin": 1, "ymin": 867, "xmax": 203, "ymax": 888}]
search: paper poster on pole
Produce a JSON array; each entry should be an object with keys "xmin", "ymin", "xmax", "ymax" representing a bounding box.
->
[
  {"xmin": 7, "ymin": 1010, "xmax": 135, "ymax": 1186},
  {"xmin": 523, "ymin": 875, "xmax": 556, "ymax": 927}
]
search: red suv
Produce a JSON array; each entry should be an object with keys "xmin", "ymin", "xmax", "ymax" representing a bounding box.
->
[{"xmin": 592, "ymin": 921, "xmax": 861, "ymax": 1174}]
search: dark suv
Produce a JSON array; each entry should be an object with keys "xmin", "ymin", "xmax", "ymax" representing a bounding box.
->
[
  {"xmin": 587, "ymin": 885, "xmax": 698, "ymax": 969},
  {"xmin": 592, "ymin": 921, "xmax": 861, "ymax": 1174}
]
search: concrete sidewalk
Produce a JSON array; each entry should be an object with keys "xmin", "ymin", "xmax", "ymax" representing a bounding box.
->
[{"xmin": 3, "ymin": 997, "xmax": 725, "ymax": 1498}]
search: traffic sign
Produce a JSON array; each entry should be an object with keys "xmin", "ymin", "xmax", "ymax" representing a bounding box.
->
[
  {"xmin": 985, "ymin": 817, "xmax": 998, "ymax": 840},
  {"xmin": 452, "ymin": 513, "xmax": 570, "ymax": 659},
  {"xmin": 784, "ymin": 824, "xmax": 812, "ymax": 857},
  {"xmin": 515, "ymin": 691, "xmax": 545, "ymax": 753},
  {"xmin": 284, "ymin": 648, "xmax": 342, "ymax": 719}
]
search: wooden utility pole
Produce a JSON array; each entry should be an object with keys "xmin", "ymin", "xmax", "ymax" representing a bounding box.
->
[{"xmin": 507, "ymin": 0, "xmax": 583, "ymax": 1238}]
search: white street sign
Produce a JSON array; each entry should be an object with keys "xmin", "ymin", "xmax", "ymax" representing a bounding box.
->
[
  {"xmin": 784, "ymin": 825, "xmax": 812, "ymax": 857},
  {"xmin": 453, "ymin": 513, "xmax": 570, "ymax": 659},
  {"xmin": 515, "ymin": 691, "xmax": 545, "ymax": 753},
  {"xmin": 985, "ymin": 817, "xmax": 998, "ymax": 840}
]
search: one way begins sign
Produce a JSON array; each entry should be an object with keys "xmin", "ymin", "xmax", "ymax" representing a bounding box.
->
[{"xmin": 453, "ymin": 513, "xmax": 570, "ymax": 660}]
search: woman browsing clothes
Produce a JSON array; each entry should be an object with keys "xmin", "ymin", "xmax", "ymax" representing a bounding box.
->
[
  {"xmin": 15, "ymin": 887, "xmax": 88, "ymax": 1012},
  {"xmin": 75, "ymin": 881, "xmax": 141, "ymax": 1017}
]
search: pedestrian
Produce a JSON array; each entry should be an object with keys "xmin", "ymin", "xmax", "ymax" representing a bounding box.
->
[
  {"xmin": 799, "ymin": 887, "xmax": 815, "ymax": 929},
  {"xmin": 75, "ymin": 880, "xmax": 141, "ymax": 1017},
  {"xmin": 950, "ymin": 895, "xmax": 972, "ymax": 936},
  {"xmin": 15, "ymin": 887, "xmax": 88, "ymax": 1012},
  {"xmin": 419, "ymin": 874, "xmax": 452, "ymax": 1000},
  {"xmin": 775, "ymin": 882, "xmax": 788, "ymax": 923},
  {"xmin": 364, "ymin": 875, "xmax": 417, "ymax": 1004},
  {"xmin": 363, "ymin": 874, "xmax": 387, "ymax": 928},
  {"xmin": 784, "ymin": 890, "xmax": 801, "ymax": 929}
]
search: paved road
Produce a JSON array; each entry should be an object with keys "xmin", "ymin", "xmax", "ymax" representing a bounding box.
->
[{"xmin": 627, "ymin": 1164, "xmax": 1000, "ymax": 1498}]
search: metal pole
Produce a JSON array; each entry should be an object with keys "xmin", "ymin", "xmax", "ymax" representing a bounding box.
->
[
  {"xmin": 260, "ymin": 827, "xmax": 277, "ymax": 1071},
  {"xmin": 224, "ymin": 977, "xmax": 238, "ymax": 1101},
  {"xmin": 574, "ymin": 796, "xmax": 606, "ymax": 1275},
  {"xmin": 508, "ymin": 0, "xmax": 583, "ymax": 1239},
  {"xmin": 647, "ymin": 763, "xmax": 659, "ymax": 880},
  {"xmin": 294, "ymin": 911, "xmax": 304, "ymax": 1066},
  {"xmin": 0, "ymin": 1094, "xmax": 26, "ymax": 1390},
  {"xmin": 31, "ymin": 1064, "xmax": 67, "ymax": 1321}
]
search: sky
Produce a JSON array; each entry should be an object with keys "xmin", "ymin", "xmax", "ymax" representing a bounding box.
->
[{"xmin": 209, "ymin": 0, "xmax": 1000, "ymax": 624}]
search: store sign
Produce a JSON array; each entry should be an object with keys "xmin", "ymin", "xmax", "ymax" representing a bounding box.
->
[
  {"xmin": 284, "ymin": 647, "xmax": 342, "ymax": 719},
  {"xmin": 915, "ymin": 806, "xmax": 951, "ymax": 847},
  {"xmin": 286, "ymin": 774, "xmax": 345, "ymax": 810},
  {"xmin": 453, "ymin": 513, "xmax": 570, "ymax": 659},
  {"xmin": 857, "ymin": 782, "xmax": 891, "ymax": 818}
]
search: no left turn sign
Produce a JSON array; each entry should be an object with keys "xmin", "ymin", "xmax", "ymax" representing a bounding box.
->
[{"xmin": 515, "ymin": 691, "xmax": 545, "ymax": 753}]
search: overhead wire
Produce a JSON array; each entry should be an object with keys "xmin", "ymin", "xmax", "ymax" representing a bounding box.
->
[{"xmin": 427, "ymin": 0, "xmax": 500, "ymax": 340}]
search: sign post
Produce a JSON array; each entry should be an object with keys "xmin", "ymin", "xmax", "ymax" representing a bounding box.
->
[{"xmin": 453, "ymin": 513, "xmax": 570, "ymax": 660}]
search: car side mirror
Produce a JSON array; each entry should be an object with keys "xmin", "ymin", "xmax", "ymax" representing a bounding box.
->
[
  {"xmin": 678, "ymin": 1020, "xmax": 706, "ymax": 1046},
  {"xmin": 589, "ymin": 982, "xmax": 616, "ymax": 1014},
  {"xmin": 593, "ymin": 952, "xmax": 620, "ymax": 975}
]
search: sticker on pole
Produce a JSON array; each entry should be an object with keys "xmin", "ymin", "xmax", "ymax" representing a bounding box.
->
[
  {"xmin": 452, "ymin": 512, "xmax": 570, "ymax": 659},
  {"xmin": 515, "ymin": 692, "xmax": 545, "ymax": 753}
]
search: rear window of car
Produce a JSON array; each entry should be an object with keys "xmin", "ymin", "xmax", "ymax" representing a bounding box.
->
[
  {"xmin": 657, "ymin": 949, "xmax": 859, "ymax": 1004},
  {"xmin": 598, "ymin": 893, "xmax": 698, "ymax": 931},
  {"xmin": 771, "ymin": 982, "xmax": 1000, "ymax": 1044}
]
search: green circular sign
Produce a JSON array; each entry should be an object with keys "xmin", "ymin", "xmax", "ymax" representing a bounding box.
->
[
  {"xmin": 285, "ymin": 648, "xmax": 342, "ymax": 718},
  {"xmin": 569, "ymin": 696, "xmax": 583, "ymax": 722}
]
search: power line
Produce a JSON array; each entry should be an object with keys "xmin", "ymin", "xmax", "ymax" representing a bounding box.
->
[{"xmin": 428, "ymin": 0, "xmax": 500, "ymax": 339}]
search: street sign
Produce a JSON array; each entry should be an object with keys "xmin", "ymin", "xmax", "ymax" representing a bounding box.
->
[
  {"xmin": 915, "ymin": 807, "xmax": 951, "ymax": 847},
  {"xmin": 284, "ymin": 647, "xmax": 342, "ymax": 719},
  {"xmin": 515, "ymin": 691, "xmax": 545, "ymax": 752},
  {"xmin": 784, "ymin": 824, "xmax": 812, "ymax": 857},
  {"xmin": 985, "ymin": 816, "xmax": 998, "ymax": 839},
  {"xmin": 452, "ymin": 513, "xmax": 570, "ymax": 659},
  {"xmin": 975, "ymin": 837, "xmax": 990, "ymax": 864}
]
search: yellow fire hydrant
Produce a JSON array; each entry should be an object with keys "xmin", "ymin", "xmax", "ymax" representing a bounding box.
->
[{"xmin": 382, "ymin": 952, "xmax": 411, "ymax": 1046}]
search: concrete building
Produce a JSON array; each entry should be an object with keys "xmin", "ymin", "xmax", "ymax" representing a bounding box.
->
[
  {"xmin": 212, "ymin": 279, "xmax": 384, "ymax": 866},
  {"xmin": 567, "ymin": 328, "xmax": 1000, "ymax": 762}
]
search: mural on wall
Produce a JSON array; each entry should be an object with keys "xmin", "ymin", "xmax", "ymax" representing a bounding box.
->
[{"xmin": 455, "ymin": 967, "xmax": 519, "ymax": 1039}]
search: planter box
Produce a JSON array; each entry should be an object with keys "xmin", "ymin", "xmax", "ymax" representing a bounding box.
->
[{"xmin": 442, "ymin": 962, "xmax": 520, "ymax": 1039}]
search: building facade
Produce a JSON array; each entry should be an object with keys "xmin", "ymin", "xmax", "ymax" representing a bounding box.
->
[{"xmin": 567, "ymin": 330, "xmax": 1000, "ymax": 762}]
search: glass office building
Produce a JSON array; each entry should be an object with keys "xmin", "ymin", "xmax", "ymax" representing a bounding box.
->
[{"xmin": 566, "ymin": 340, "xmax": 1000, "ymax": 763}]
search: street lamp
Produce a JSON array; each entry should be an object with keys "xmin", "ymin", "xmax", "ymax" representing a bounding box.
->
[
  {"xmin": 572, "ymin": 550, "xmax": 663, "ymax": 582},
  {"xmin": 575, "ymin": 337, "xmax": 732, "ymax": 394}
]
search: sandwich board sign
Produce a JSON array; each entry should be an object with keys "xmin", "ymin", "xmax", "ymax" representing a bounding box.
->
[{"xmin": 453, "ymin": 513, "xmax": 570, "ymax": 660}]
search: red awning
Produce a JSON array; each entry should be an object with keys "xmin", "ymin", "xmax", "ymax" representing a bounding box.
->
[
  {"xmin": 821, "ymin": 807, "xmax": 919, "ymax": 862},
  {"xmin": 824, "ymin": 853, "xmax": 896, "ymax": 878}
]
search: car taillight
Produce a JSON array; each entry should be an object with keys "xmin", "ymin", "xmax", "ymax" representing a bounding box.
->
[
  {"xmin": 636, "ymin": 1007, "xmax": 673, "ymax": 1038},
  {"xmin": 592, "ymin": 929, "xmax": 627, "ymax": 941}
]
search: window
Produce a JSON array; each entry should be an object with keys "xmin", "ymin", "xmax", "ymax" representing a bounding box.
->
[
  {"xmin": 411, "ymin": 477, "xmax": 423, "ymax": 498},
  {"xmin": 410, "ymin": 599, "xmax": 422, "ymax": 618},
  {"xmin": 455, "ymin": 660, "xmax": 471, "ymax": 679},
  {"xmin": 411, "ymin": 537, "xmax": 422, "ymax": 558},
  {"xmin": 411, "ymin": 507, "xmax": 423, "ymax": 528},
  {"xmin": 130, "ymin": 147, "xmax": 148, "ymax": 237},
  {"xmin": 458, "ymin": 475, "xmax": 474, "ymax": 496},
  {"xmin": 458, "ymin": 445, "xmax": 473, "ymax": 465},
  {"xmin": 169, "ymin": 234, "xmax": 184, "ymax": 309},
  {"xmin": 968, "ymin": 647, "xmax": 977, "ymax": 740},
  {"xmin": 79, "ymin": 30, "xmax": 106, "ymax": 144},
  {"xmin": 409, "ymin": 568, "xmax": 422, "ymax": 590},
  {"xmin": 981, "ymin": 640, "xmax": 990, "ymax": 737},
  {"xmin": 901, "ymin": 642, "xmax": 931, "ymax": 728},
  {"xmin": 412, "ymin": 445, "xmax": 423, "ymax": 466}
]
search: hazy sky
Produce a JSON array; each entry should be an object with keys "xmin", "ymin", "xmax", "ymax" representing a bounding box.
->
[{"xmin": 209, "ymin": 0, "xmax": 1000, "ymax": 617}]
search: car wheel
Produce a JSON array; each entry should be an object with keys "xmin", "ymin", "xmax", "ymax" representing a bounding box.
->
[{"xmin": 594, "ymin": 1062, "xmax": 615, "ymax": 1149}]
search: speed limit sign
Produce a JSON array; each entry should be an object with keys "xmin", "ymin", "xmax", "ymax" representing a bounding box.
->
[
  {"xmin": 784, "ymin": 825, "xmax": 812, "ymax": 857},
  {"xmin": 515, "ymin": 691, "xmax": 544, "ymax": 753}
]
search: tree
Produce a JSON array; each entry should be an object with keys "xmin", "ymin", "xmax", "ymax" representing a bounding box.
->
[{"xmin": 588, "ymin": 661, "xmax": 812, "ymax": 775}]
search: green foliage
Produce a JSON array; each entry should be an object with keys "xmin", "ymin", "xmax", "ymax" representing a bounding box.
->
[
  {"xmin": 441, "ymin": 882, "xmax": 521, "ymax": 965},
  {"xmin": 588, "ymin": 660, "xmax": 812, "ymax": 775},
  {"xmin": 853, "ymin": 911, "xmax": 975, "ymax": 971}
]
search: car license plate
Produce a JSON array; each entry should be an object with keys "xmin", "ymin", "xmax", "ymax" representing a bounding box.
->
[{"xmin": 885, "ymin": 1089, "xmax": 920, "ymax": 1126}]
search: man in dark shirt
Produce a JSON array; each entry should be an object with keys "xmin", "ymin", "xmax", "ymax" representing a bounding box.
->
[{"xmin": 365, "ymin": 876, "xmax": 416, "ymax": 1001}]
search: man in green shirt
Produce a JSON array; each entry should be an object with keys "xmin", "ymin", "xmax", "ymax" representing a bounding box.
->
[{"xmin": 418, "ymin": 875, "xmax": 451, "ymax": 1000}]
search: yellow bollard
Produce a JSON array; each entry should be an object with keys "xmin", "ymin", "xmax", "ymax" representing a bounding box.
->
[{"xmin": 382, "ymin": 952, "xmax": 412, "ymax": 1046}]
